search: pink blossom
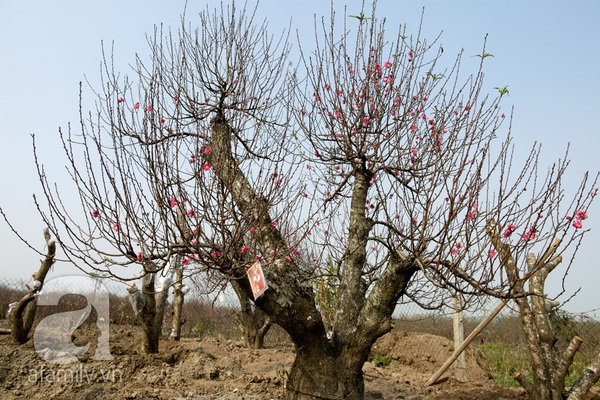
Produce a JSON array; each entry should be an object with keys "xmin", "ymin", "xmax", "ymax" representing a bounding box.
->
[
  {"xmin": 573, "ymin": 220, "xmax": 583, "ymax": 229},
  {"xmin": 335, "ymin": 110, "xmax": 343, "ymax": 119},
  {"xmin": 503, "ymin": 224, "xmax": 517, "ymax": 238},
  {"xmin": 117, "ymin": 97, "xmax": 125, "ymax": 103},
  {"xmin": 384, "ymin": 61, "xmax": 392, "ymax": 68},
  {"xmin": 522, "ymin": 226, "xmax": 537, "ymax": 242},
  {"xmin": 211, "ymin": 251, "xmax": 221, "ymax": 258},
  {"xmin": 362, "ymin": 117, "xmax": 370, "ymax": 125},
  {"xmin": 501, "ymin": 113, "xmax": 505, "ymax": 118},
  {"xmin": 285, "ymin": 256, "xmax": 292, "ymax": 263},
  {"xmin": 269, "ymin": 250, "xmax": 276, "ymax": 257},
  {"xmin": 275, "ymin": 178, "xmax": 282, "ymax": 185},
  {"xmin": 408, "ymin": 50, "xmax": 414, "ymax": 60},
  {"xmin": 271, "ymin": 221, "xmax": 278, "ymax": 229},
  {"xmin": 173, "ymin": 95, "xmax": 178, "ymax": 102},
  {"xmin": 250, "ymin": 227, "xmax": 256, "ymax": 234},
  {"xmin": 203, "ymin": 162, "xmax": 212, "ymax": 171},
  {"xmin": 455, "ymin": 242, "xmax": 463, "ymax": 249},
  {"xmin": 575, "ymin": 209, "xmax": 588, "ymax": 221},
  {"xmin": 204, "ymin": 146, "xmax": 212, "ymax": 155},
  {"xmin": 112, "ymin": 223, "xmax": 120, "ymax": 232},
  {"xmin": 325, "ymin": 83, "xmax": 331, "ymax": 90},
  {"xmin": 182, "ymin": 257, "xmax": 190, "ymax": 266},
  {"xmin": 411, "ymin": 147, "xmax": 418, "ymax": 156},
  {"xmin": 187, "ymin": 209, "xmax": 194, "ymax": 217},
  {"xmin": 241, "ymin": 245, "xmax": 249, "ymax": 254},
  {"xmin": 146, "ymin": 104, "xmax": 153, "ymax": 111},
  {"xmin": 189, "ymin": 154, "xmax": 196, "ymax": 163},
  {"xmin": 133, "ymin": 102, "xmax": 140, "ymax": 110},
  {"xmin": 169, "ymin": 197, "xmax": 178, "ymax": 207},
  {"xmin": 160, "ymin": 118, "xmax": 166, "ymax": 124},
  {"xmin": 466, "ymin": 202, "xmax": 478, "ymax": 221},
  {"xmin": 450, "ymin": 247, "xmax": 458, "ymax": 256},
  {"xmin": 488, "ymin": 249, "xmax": 497, "ymax": 259},
  {"xmin": 91, "ymin": 210, "xmax": 99, "ymax": 219},
  {"xmin": 410, "ymin": 124, "xmax": 418, "ymax": 131},
  {"xmin": 137, "ymin": 252, "xmax": 142, "ymax": 261}
]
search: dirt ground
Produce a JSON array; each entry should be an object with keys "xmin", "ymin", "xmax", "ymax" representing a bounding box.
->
[{"xmin": 0, "ymin": 327, "xmax": 537, "ymax": 400}]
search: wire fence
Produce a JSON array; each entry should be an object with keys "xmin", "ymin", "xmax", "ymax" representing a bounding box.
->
[{"xmin": 1, "ymin": 275, "xmax": 599, "ymax": 386}]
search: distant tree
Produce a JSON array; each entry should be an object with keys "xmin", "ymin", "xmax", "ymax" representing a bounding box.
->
[{"xmin": 28, "ymin": 1, "xmax": 598, "ymax": 399}]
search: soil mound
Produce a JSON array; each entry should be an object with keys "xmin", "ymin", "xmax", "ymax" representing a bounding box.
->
[{"xmin": 0, "ymin": 327, "xmax": 528, "ymax": 400}]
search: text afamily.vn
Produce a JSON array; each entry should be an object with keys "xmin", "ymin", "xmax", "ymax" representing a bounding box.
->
[{"xmin": 27, "ymin": 365, "xmax": 123, "ymax": 384}]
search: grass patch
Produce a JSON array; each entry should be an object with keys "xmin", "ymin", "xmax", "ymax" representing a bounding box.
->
[
  {"xmin": 369, "ymin": 353, "xmax": 392, "ymax": 367},
  {"xmin": 476, "ymin": 343, "xmax": 528, "ymax": 387},
  {"xmin": 476, "ymin": 343, "xmax": 600, "ymax": 388}
]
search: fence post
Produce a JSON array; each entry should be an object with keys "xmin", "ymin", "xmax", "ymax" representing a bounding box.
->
[{"xmin": 453, "ymin": 294, "xmax": 467, "ymax": 382}]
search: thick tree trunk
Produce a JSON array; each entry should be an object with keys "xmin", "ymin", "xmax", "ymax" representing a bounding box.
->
[
  {"xmin": 232, "ymin": 282, "xmax": 272, "ymax": 349},
  {"xmin": 208, "ymin": 115, "xmax": 418, "ymax": 400},
  {"xmin": 140, "ymin": 273, "xmax": 160, "ymax": 354},
  {"xmin": 286, "ymin": 340, "xmax": 367, "ymax": 400}
]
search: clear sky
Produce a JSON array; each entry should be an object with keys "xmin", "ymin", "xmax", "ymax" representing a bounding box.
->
[{"xmin": 0, "ymin": 1, "xmax": 598, "ymax": 314}]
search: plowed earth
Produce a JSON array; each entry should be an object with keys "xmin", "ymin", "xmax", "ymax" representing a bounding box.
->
[{"xmin": 0, "ymin": 328, "xmax": 533, "ymax": 400}]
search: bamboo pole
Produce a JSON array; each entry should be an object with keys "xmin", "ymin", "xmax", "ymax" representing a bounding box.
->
[{"xmin": 427, "ymin": 298, "xmax": 508, "ymax": 386}]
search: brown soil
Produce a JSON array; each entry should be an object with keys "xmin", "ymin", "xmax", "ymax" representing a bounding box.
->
[{"xmin": 0, "ymin": 328, "xmax": 530, "ymax": 399}]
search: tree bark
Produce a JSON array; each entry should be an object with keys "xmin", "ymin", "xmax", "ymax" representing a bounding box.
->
[
  {"xmin": 286, "ymin": 340, "xmax": 366, "ymax": 400},
  {"xmin": 232, "ymin": 281, "xmax": 272, "ymax": 349},
  {"xmin": 207, "ymin": 115, "xmax": 418, "ymax": 400},
  {"xmin": 170, "ymin": 264, "xmax": 185, "ymax": 341},
  {"xmin": 140, "ymin": 272, "xmax": 160, "ymax": 354},
  {"xmin": 11, "ymin": 229, "xmax": 56, "ymax": 344},
  {"xmin": 566, "ymin": 349, "xmax": 600, "ymax": 400}
]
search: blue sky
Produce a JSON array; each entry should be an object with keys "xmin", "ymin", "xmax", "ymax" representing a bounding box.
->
[{"xmin": 0, "ymin": 0, "xmax": 598, "ymax": 314}]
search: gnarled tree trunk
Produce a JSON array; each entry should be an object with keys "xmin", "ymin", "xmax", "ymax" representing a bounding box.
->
[
  {"xmin": 208, "ymin": 114, "xmax": 418, "ymax": 400},
  {"xmin": 11, "ymin": 228, "xmax": 55, "ymax": 344},
  {"xmin": 232, "ymin": 282, "xmax": 271, "ymax": 349},
  {"xmin": 487, "ymin": 223, "xmax": 600, "ymax": 400}
]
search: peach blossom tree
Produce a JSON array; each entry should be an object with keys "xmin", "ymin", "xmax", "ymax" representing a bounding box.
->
[{"xmin": 29, "ymin": 2, "xmax": 599, "ymax": 399}]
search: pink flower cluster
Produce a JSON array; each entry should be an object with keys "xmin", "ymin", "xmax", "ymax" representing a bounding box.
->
[
  {"xmin": 502, "ymin": 224, "xmax": 517, "ymax": 238},
  {"xmin": 466, "ymin": 202, "xmax": 477, "ymax": 221},
  {"xmin": 450, "ymin": 242, "xmax": 463, "ymax": 256},
  {"xmin": 567, "ymin": 209, "xmax": 588, "ymax": 229},
  {"xmin": 522, "ymin": 226, "xmax": 537, "ymax": 242}
]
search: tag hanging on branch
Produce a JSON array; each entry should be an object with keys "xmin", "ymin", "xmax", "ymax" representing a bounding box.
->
[{"xmin": 247, "ymin": 261, "xmax": 268, "ymax": 300}]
